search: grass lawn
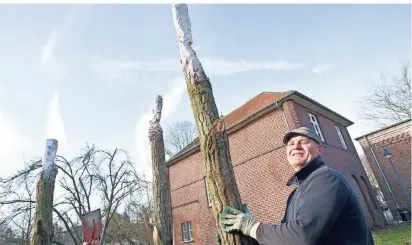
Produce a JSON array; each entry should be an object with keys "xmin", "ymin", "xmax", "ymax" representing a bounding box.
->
[{"xmin": 373, "ymin": 222, "xmax": 411, "ymax": 245}]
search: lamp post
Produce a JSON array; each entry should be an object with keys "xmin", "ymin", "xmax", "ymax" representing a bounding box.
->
[{"xmin": 383, "ymin": 148, "xmax": 411, "ymax": 202}]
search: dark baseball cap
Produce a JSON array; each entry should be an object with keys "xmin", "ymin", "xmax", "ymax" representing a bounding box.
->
[{"xmin": 283, "ymin": 127, "xmax": 322, "ymax": 145}]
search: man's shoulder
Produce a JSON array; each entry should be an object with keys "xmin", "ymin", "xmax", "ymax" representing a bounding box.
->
[
  {"xmin": 298, "ymin": 165, "xmax": 353, "ymax": 204},
  {"xmin": 309, "ymin": 165, "xmax": 352, "ymax": 190}
]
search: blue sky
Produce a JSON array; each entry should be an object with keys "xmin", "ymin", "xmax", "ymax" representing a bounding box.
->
[{"xmin": 0, "ymin": 4, "xmax": 410, "ymax": 180}]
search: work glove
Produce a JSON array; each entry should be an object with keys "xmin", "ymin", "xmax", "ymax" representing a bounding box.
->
[
  {"xmin": 219, "ymin": 203, "xmax": 257, "ymax": 236},
  {"xmin": 216, "ymin": 203, "xmax": 251, "ymax": 244},
  {"xmin": 216, "ymin": 232, "xmax": 222, "ymax": 245}
]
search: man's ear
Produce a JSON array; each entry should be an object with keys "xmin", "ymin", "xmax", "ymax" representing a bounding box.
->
[{"xmin": 318, "ymin": 144, "xmax": 324, "ymax": 155}]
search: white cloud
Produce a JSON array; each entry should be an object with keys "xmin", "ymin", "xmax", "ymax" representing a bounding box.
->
[
  {"xmin": 134, "ymin": 78, "xmax": 187, "ymax": 181},
  {"xmin": 46, "ymin": 92, "xmax": 66, "ymax": 150},
  {"xmin": 203, "ymin": 58, "xmax": 303, "ymax": 75},
  {"xmin": 91, "ymin": 56, "xmax": 304, "ymax": 80},
  {"xmin": 40, "ymin": 30, "xmax": 60, "ymax": 66},
  {"xmin": 40, "ymin": 5, "xmax": 90, "ymax": 76},
  {"xmin": 0, "ymin": 112, "xmax": 27, "ymax": 178},
  {"xmin": 312, "ymin": 63, "xmax": 335, "ymax": 74}
]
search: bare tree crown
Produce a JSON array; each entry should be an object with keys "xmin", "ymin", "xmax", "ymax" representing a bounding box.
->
[
  {"xmin": 164, "ymin": 120, "xmax": 198, "ymax": 157},
  {"xmin": 359, "ymin": 63, "xmax": 411, "ymax": 126},
  {"xmin": 0, "ymin": 145, "xmax": 151, "ymax": 245}
]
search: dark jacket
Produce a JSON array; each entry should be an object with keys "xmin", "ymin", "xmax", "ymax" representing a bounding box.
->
[{"xmin": 255, "ymin": 156, "xmax": 375, "ymax": 245}]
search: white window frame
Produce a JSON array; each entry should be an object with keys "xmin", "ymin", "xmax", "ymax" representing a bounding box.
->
[
  {"xmin": 181, "ymin": 223, "xmax": 187, "ymax": 241},
  {"xmin": 205, "ymin": 179, "xmax": 212, "ymax": 207},
  {"xmin": 335, "ymin": 125, "xmax": 347, "ymax": 149},
  {"xmin": 187, "ymin": 222, "xmax": 193, "ymax": 241},
  {"xmin": 181, "ymin": 222, "xmax": 193, "ymax": 242},
  {"xmin": 308, "ymin": 113, "xmax": 325, "ymax": 142}
]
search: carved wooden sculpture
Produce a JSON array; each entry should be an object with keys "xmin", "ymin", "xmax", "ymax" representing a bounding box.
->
[
  {"xmin": 172, "ymin": 4, "xmax": 253, "ymax": 245},
  {"xmin": 149, "ymin": 95, "xmax": 173, "ymax": 245},
  {"xmin": 31, "ymin": 139, "xmax": 58, "ymax": 245}
]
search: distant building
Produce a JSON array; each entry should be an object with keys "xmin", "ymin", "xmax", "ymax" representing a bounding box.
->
[
  {"xmin": 167, "ymin": 90, "xmax": 386, "ymax": 245},
  {"xmin": 355, "ymin": 119, "xmax": 411, "ymax": 222}
]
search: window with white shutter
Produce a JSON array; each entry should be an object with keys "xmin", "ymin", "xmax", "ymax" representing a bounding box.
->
[
  {"xmin": 181, "ymin": 222, "xmax": 193, "ymax": 242},
  {"xmin": 308, "ymin": 113, "xmax": 325, "ymax": 142},
  {"xmin": 335, "ymin": 125, "xmax": 347, "ymax": 149}
]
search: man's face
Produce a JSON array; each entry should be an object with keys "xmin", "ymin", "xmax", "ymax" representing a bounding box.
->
[{"xmin": 286, "ymin": 135, "xmax": 323, "ymax": 172}]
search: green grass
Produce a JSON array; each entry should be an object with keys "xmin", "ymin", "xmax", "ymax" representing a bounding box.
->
[{"xmin": 373, "ymin": 223, "xmax": 411, "ymax": 245}]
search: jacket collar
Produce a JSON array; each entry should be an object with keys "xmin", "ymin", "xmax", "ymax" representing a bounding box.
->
[{"xmin": 286, "ymin": 156, "xmax": 325, "ymax": 186}]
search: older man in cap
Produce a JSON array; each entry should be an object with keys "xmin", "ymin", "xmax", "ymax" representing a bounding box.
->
[{"xmin": 219, "ymin": 127, "xmax": 374, "ymax": 245}]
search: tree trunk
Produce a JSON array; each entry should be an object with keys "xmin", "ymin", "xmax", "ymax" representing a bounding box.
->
[
  {"xmin": 148, "ymin": 95, "xmax": 173, "ymax": 245},
  {"xmin": 172, "ymin": 4, "xmax": 254, "ymax": 245},
  {"xmin": 31, "ymin": 139, "xmax": 58, "ymax": 245}
]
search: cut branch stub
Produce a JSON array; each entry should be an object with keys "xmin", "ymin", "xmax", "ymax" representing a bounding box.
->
[{"xmin": 172, "ymin": 4, "xmax": 253, "ymax": 245}]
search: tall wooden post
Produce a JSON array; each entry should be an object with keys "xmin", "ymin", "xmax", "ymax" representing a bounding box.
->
[
  {"xmin": 148, "ymin": 95, "xmax": 173, "ymax": 245},
  {"xmin": 31, "ymin": 139, "xmax": 58, "ymax": 245},
  {"xmin": 172, "ymin": 4, "xmax": 253, "ymax": 245}
]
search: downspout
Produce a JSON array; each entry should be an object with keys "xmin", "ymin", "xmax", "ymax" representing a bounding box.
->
[
  {"xmin": 364, "ymin": 136, "xmax": 401, "ymax": 216},
  {"xmin": 275, "ymin": 101, "xmax": 291, "ymax": 131}
]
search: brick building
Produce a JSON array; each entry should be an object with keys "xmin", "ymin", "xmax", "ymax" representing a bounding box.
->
[
  {"xmin": 355, "ymin": 119, "xmax": 411, "ymax": 222},
  {"xmin": 166, "ymin": 91, "xmax": 386, "ymax": 245}
]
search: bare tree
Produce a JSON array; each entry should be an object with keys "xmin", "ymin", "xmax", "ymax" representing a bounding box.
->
[
  {"xmin": 359, "ymin": 63, "xmax": 411, "ymax": 126},
  {"xmin": 96, "ymin": 148, "xmax": 149, "ymax": 245},
  {"xmin": 54, "ymin": 144, "xmax": 102, "ymax": 245},
  {"xmin": 0, "ymin": 144, "xmax": 149, "ymax": 245},
  {"xmin": 164, "ymin": 120, "xmax": 197, "ymax": 157},
  {"xmin": 0, "ymin": 158, "xmax": 39, "ymax": 245},
  {"xmin": 128, "ymin": 184, "xmax": 154, "ymax": 245},
  {"xmin": 104, "ymin": 210, "xmax": 139, "ymax": 245}
]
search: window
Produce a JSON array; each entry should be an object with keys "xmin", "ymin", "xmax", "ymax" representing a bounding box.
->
[
  {"xmin": 335, "ymin": 125, "xmax": 347, "ymax": 149},
  {"xmin": 308, "ymin": 113, "xmax": 325, "ymax": 142},
  {"xmin": 181, "ymin": 222, "xmax": 193, "ymax": 242},
  {"xmin": 205, "ymin": 179, "xmax": 212, "ymax": 206},
  {"xmin": 188, "ymin": 222, "xmax": 193, "ymax": 240}
]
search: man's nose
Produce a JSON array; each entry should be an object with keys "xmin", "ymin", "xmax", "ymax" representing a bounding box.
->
[{"xmin": 291, "ymin": 143, "xmax": 302, "ymax": 149}]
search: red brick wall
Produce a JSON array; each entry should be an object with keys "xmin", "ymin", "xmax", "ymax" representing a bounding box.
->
[
  {"xmin": 357, "ymin": 120, "xmax": 411, "ymax": 222},
  {"xmin": 168, "ymin": 107, "xmax": 294, "ymax": 245},
  {"xmin": 168, "ymin": 100, "xmax": 385, "ymax": 244}
]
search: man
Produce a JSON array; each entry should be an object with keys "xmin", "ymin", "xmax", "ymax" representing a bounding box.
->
[{"xmin": 219, "ymin": 127, "xmax": 375, "ymax": 245}]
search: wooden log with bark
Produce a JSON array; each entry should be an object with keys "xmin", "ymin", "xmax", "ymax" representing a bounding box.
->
[
  {"xmin": 148, "ymin": 95, "xmax": 173, "ymax": 245},
  {"xmin": 172, "ymin": 4, "xmax": 254, "ymax": 245},
  {"xmin": 31, "ymin": 139, "xmax": 59, "ymax": 245}
]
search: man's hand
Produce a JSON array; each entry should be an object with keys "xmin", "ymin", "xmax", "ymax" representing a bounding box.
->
[{"xmin": 219, "ymin": 204, "xmax": 257, "ymax": 236}]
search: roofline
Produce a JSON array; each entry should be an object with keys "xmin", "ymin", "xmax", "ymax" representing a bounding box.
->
[
  {"xmin": 354, "ymin": 119, "xmax": 411, "ymax": 141},
  {"xmin": 166, "ymin": 90, "xmax": 354, "ymax": 166},
  {"xmin": 166, "ymin": 92, "xmax": 293, "ymax": 166},
  {"xmin": 290, "ymin": 91, "xmax": 354, "ymax": 125}
]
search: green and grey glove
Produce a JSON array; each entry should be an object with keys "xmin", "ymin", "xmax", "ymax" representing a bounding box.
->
[{"xmin": 219, "ymin": 204, "xmax": 257, "ymax": 236}]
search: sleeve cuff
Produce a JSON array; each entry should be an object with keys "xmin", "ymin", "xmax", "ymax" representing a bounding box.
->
[{"xmin": 249, "ymin": 222, "xmax": 261, "ymax": 239}]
